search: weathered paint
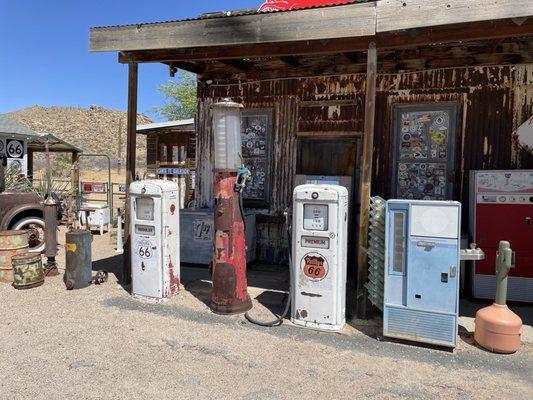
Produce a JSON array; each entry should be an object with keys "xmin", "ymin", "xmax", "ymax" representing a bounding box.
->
[
  {"xmin": 0, "ymin": 230, "xmax": 29, "ymax": 283},
  {"xmin": 64, "ymin": 230, "xmax": 93, "ymax": 290},
  {"xmin": 210, "ymin": 171, "xmax": 252, "ymax": 314},
  {"xmin": 197, "ymin": 64, "xmax": 533, "ymax": 263},
  {"xmin": 11, "ymin": 253, "xmax": 45, "ymax": 290}
]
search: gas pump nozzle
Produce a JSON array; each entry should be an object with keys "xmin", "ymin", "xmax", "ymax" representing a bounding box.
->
[{"xmin": 234, "ymin": 167, "xmax": 251, "ymax": 193}]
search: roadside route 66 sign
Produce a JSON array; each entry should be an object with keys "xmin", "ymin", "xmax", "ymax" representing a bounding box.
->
[{"xmin": 6, "ymin": 139, "xmax": 24, "ymax": 159}]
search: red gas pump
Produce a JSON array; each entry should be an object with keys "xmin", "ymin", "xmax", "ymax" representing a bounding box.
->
[
  {"xmin": 259, "ymin": 0, "xmax": 354, "ymax": 12},
  {"xmin": 210, "ymin": 100, "xmax": 253, "ymax": 315}
]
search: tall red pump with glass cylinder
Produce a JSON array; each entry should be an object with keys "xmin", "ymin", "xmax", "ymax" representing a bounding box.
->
[{"xmin": 209, "ymin": 100, "xmax": 253, "ymax": 315}]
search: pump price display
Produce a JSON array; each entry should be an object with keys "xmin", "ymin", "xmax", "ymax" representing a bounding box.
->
[
  {"xmin": 301, "ymin": 253, "xmax": 328, "ymax": 281},
  {"xmin": 136, "ymin": 197, "xmax": 155, "ymax": 221},
  {"xmin": 303, "ymin": 204, "xmax": 328, "ymax": 231}
]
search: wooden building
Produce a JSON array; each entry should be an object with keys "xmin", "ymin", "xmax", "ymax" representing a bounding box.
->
[
  {"xmin": 90, "ymin": 0, "xmax": 533, "ymax": 316},
  {"xmin": 137, "ymin": 119, "xmax": 196, "ymax": 207}
]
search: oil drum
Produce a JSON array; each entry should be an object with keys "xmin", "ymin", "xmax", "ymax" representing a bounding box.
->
[
  {"xmin": 0, "ymin": 230, "xmax": 29, "ymax": 283},
  {"xmin": 64, "ymin": 230, "xmax": 93, "ymax": 290},
  {"xmin": 11, "ymin": 253, "xmax": 45, "ymax": 289}
]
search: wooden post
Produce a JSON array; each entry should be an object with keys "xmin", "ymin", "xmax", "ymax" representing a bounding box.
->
[
  {"xmin": 123, "ymin": 62, "xmax": 138, "ymax": 285},
  {"xmin": 27, "ymin": 149, "xmax": 34, "ymax": 182},
  {"xmin": 69, "ymin": 151, "xmax": 79, "ymax": 229},
  {"xmin": 356, "ymin": 42, "xmax": 377, "ymax": 319}
]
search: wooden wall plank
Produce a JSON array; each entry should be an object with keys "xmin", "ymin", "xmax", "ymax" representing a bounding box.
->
[{"xmin": 377, "ymin": 0, "xmax": 533, "ymax": 33}]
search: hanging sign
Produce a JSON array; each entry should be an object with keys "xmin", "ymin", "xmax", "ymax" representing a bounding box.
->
[{"xmin": 156, "ymin": 167, "xmax": 190, "ymax": 176}]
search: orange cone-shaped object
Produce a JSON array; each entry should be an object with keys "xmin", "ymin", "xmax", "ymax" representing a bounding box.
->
[
  {"xmin": 474, "ymin": 241, "xmax": 522, "ymax": 354},
  {"xmin": 474, "ymin": 304, "xmax": 522, "ymax": 354}
]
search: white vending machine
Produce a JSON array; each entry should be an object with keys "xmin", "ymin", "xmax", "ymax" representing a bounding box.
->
[
  {"xmin": 291, "ymin": 184, "xmax": 348, "ymax": 331},
  {"xmin": 130, "ymin": 180, "xmax": 181, "ymax": 300}
]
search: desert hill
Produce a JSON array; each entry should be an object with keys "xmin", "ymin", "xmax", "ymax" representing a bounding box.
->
[{"xmin": 5, "ymin": 105, "xmax": 152, "ymax": 170}]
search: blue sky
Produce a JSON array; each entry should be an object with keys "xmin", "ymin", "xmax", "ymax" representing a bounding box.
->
[{"xmin": 0, "ymin": 0, "xmax": 260, "ymax": 120}]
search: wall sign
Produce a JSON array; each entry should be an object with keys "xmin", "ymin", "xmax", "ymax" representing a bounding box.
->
[
  {"xmin": 392, "ymin": 103, "xmax": 458, "ymax": 200},
  {"xmin": 0, "ymin": 138, "xmax": 5, "ymax": 157},
  {"xmin": 241, "ymin": 109, "xmax": 273, "ymax": 206}
]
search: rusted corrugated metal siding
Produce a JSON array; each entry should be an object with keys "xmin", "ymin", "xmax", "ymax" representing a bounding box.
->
[{"xmin": 197, "ymin": 65, "xmax": 532, "ymax": 261}]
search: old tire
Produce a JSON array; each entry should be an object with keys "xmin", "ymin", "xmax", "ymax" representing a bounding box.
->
[{"xmin": 12, "ymin": 217, "xmax": 46, "ymax": 253}]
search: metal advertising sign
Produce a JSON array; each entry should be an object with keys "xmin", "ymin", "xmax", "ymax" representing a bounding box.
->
[
  {"xmin": 0, "ymin": 137, "xmax": 5, "ymax": 157},
  {"xmin": 301, "ymin": 252, "xmax": 328, "ymax": 281}
]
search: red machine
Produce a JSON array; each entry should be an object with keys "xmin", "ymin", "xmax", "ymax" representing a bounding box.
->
[
  {"xmin": 258, "ymin": 0, "xmax": 354, "ymax": 12},
  {"xmin": 470, "ymin": 170, "xmax": 533, "ymax": 302}
]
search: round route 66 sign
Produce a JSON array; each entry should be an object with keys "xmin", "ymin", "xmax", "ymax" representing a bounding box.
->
[{"xmin": 6, "ymin": 139, "xmax": 24, "ymax": 159}]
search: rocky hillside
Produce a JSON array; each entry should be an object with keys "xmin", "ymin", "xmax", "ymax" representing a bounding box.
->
[{"xmin": 6, "ymin": 105, "xmax": 152, "ymax": 169}]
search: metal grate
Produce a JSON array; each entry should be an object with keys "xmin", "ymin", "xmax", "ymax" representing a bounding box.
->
[
  {"xmin": 365, "ymin": 196, "xmax": 385, "ymax": 311},
  {"xmin": 386, "ymin": 306, "xmax": 456, "ymax": 347}
]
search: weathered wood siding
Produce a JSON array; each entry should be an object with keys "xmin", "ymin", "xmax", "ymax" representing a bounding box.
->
[{"xmin": 197, "ymin": 64, "xmax": 533, "ymax": 261}]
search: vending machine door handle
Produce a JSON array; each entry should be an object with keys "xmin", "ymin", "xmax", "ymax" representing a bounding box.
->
[{"xmin": 526, "ymin": 216, "xmax": 531, "ymax": 227}]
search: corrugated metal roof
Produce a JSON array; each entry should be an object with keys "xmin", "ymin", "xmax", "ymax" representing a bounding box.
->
[
  {"xmin": 91, "ymin": 1, "xmax": 366, "ymax": 30},
  {"xmin": 137, "ymin": 119, "xmax": 195, "ymax": 132},
  {"xmin": 0, "ymin": 115, "xmax": 39, "ymax": 139}
]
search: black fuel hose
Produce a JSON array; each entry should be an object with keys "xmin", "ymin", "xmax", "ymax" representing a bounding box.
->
[{"xmin": 244, "ymin": 203, "xmax": 292, "ymax": 327}]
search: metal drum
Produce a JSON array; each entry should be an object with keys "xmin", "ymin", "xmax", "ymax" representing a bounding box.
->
[
  {"xmin": 64, "ymin": 230, "xmax": 93, "ymax": 290},
  {"xmin": 12, "ymin": 253, "xmax": 45, "ymax": 290},
  {"xmin": 0, "ymin": 230, "xmax": 29, "ymax": 283}
]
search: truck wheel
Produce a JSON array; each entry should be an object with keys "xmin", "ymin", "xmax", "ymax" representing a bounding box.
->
[{"xmin": 12, "ymin": 217, "xmax": 46, "ymax": 253}]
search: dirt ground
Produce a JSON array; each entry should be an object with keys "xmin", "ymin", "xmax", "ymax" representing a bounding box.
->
[{"xmin": 0, "ymin": 230, "xmax": 531, "ymax": 400}]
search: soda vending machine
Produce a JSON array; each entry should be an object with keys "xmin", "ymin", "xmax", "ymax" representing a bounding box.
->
[
  {"xmin": 384, "ymin": 200, "xmax": 461, "ymax": 348},
  {"xmin": 130, "ymin": 180, "xmax": 181, "ymax": 300},
  {"xmin": 291, "ymin": 184, "xmax": 348, "ymax": 331},
  {"xmin": 470, "ymin": 170, "xmax": 533, "ymax": 302}
]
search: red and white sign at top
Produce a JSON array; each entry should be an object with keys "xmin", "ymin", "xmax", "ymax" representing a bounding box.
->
[{"xmin": 258, "ymin": 0, "xmax": 354, "ymax": 12}]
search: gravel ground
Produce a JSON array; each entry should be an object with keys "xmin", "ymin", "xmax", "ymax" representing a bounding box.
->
[{"xmin": 0, "ymin": 231, "xmax": 531, "ymax": 400}]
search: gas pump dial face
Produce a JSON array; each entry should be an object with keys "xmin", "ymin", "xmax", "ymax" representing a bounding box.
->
[{"xmin": 303, "ymin": 204, "xmax": 328, "ymax": 231}]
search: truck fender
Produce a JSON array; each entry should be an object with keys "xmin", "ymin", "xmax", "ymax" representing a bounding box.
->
[{"xmin": 1, "ymin": 203, "xmax": 43, "ymax": 231}]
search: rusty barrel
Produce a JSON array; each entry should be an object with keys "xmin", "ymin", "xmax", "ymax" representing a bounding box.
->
[
  {"xmin": 0, "ymin": 230, "xmax": 29, "ymax": 283},
  {"xmin": 64, "ymin": 230, "xmax": 93, "ymax": 290},
  {"xmin": 12, "ymin": 253, "xmax": 45, "ymax": 290}
]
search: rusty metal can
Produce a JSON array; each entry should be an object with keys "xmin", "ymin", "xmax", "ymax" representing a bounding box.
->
[
  {"xmin": 11, "ymin": 253, "xmax": 45, "ymax": 289},
  {"xmin": 0, "ymin": 230, "xmax": 29, "ymax": 283},
  {"xmin": 64, "ymin": 230, "xmax": 93, "ymax": 290}
]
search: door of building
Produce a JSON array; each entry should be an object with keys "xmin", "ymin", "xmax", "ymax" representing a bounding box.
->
[
  {"xmin": 296, "ymin": 137, "xmax": 360, "ymax": 274},
  {"xmin": 391, "ymin": 103, "xmax": 458, "ymax": 200}
]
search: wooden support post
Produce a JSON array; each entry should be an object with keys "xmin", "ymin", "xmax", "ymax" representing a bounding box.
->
[
  {"xmin": 69, "ymin": 151, "xmax": 79, "ymax": 229},
  {"xmin": 123, "ymin": 62, "xmax": 138, "ymax": 285},
  {"xmin": 356, "ymin": 42, "xmax": 377, "ymax": 319},
  {"xmin": 27, "ymin": 149, "xmax": 34, "ymax": 182}
]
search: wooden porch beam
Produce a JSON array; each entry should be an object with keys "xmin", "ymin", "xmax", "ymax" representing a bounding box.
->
[
  {"xmin": 117, "ymin": 18, "xmax": 533, "ymax": 64},
  {"xmin": 279, "ymin": 56, "xmax": 301, "ymax": 68},
  {"xmin": 356, "ymin": 42, "xmax": 377, "ymax": 320},
  {"xmin": 123, "ymin": 62, "xmax": 138, "ymax": 285},
  {"xmin": 219, "ymin": 60, "xmax": 256, "ymax": 73}
]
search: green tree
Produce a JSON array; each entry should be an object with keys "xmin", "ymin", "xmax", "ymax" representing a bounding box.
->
[{"xmin": 154, "ymin": 71, "xmax": 197, "ymax": 120}]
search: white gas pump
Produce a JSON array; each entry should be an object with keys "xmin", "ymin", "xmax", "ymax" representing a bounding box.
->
[
  {"xmin": 291, "ymin": 184, "xmax": 349, "ymax": 331},
  {"xmin": 130, "ymin": 180, "xmax": 181, "ymax": 300}
]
